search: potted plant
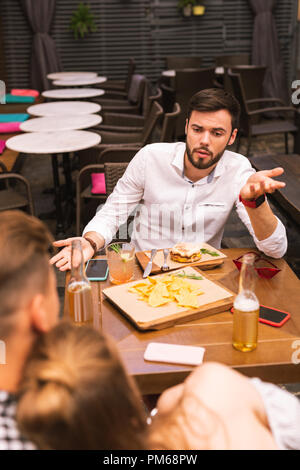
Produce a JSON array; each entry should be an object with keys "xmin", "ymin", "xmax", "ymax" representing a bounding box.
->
[
  {"xmin": 177, "ymin": 0, "xmax": 196, "ymax": 17},
  {"xmin": 70, "ymin": 2, "xmax": 97, "ymax": 40}
]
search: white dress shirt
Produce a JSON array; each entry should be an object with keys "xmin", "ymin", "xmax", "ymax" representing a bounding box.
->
[
  {"xmin": 83, "ymin": 142, "xmax": 287, "ymax": 258},
  {"xmin": 251, "ymin": 378, "xmax": 300, "ymax": 450}
]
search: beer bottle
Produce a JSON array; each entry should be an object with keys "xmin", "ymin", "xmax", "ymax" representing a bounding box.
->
[
  {"xmin": 232, "ymin": 253, "xmax": 259, "ymax": 352},
  {"xmin": 67, "ymin": 239, "xmax": 94, "ymax": 326}
]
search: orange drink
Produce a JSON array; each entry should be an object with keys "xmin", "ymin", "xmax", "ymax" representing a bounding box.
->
[{"xmin": 106, "ymin": 243, "xmax": 135, "ymax": 285}]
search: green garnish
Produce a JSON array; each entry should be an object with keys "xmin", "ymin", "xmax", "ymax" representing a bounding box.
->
[
  {"xmin": 172, "ymin": 270, "xmax": 203, "ymax": 280},
  {"xmin": 200, "ymin": 248, "xmax": 220, "ymax": 257},
  {"xmin": 110, "ymin": 244, "xmax": 121, "ymax": 254}
]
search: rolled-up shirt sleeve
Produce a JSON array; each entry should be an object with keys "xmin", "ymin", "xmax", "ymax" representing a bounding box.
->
[
  {"xmin": 236, "ymin": 199, "xmax": 287, "ymax": 259},
  {"xmin": 83, "ymin": 147, "xmax": 146, "ymax": 245},
  {"xmin": 233, "ymin": 162, "xmax": 287, "ymax": 259}
]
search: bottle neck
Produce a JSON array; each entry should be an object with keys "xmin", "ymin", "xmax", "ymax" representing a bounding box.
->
[
  {"xmin": 238, "ymin": 255, "xmax": 256, "ymax": 295},
  {"xmin": 70, "ymin": 240, "xmax": 86, "ymax": 281}
]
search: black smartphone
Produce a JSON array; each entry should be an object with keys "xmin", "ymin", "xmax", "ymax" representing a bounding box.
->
[
  {"xmin": 86, "ymin": 259, "xmax": 109, "ymax": 281},
  {"xmin": 230, "ymin": 304, "xmax": 290, "ymax": 328}
]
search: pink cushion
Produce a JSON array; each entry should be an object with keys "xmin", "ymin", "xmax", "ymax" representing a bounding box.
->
[
  {"xmin": 11, "ymin": 89, "xmax": 39, "ymax": 98},
  {"xmin": 0, "ymin": 140, "xmax": 6, "ymax": 154},
  {"xmin": 91, "ymin": 173, "xmax": 106, "ymax": 194},
  {"xmin": 0, "ymin": 122, "xmax": 21, "ymax": 133}
]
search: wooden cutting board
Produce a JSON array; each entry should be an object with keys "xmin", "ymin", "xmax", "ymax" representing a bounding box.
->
[
  {"xmin": 136, "ymin": 243, "xmax": 226, "ymax": 275},
  {"xmin": 102, "ymin": 266, "xmax": 235, "ymax": 330}
]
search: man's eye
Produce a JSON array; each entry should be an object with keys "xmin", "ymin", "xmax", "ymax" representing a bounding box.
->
[{"xmin": 213, "ymin": 131, "xmax": 223, "ymax": 137}]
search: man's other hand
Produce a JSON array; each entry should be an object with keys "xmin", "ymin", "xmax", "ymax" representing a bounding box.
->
[{"xmin": 240, "ymin": 167, "xmax": 286, "ymax": 201}]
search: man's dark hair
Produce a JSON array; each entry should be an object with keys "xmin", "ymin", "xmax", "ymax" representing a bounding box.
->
[{"xmin": 187, "ymin": 88, "xmax": 240, "ymax": 130}]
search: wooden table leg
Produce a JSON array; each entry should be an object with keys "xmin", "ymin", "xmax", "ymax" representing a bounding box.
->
[{"xmin": 51, "ymin": 154, "xmax": 64, "ymax": 236}]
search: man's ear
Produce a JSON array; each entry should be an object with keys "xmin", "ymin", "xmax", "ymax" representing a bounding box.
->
[
  {"xmin": 185, "ymin": 118, "xmax": 189, "ymax": 135},
  {"xmin": 28, "ymin": 294, "xmax": 51, "ymax": 333},
  {"xmin": 228, "ymin": 128, "xmax": 238, "ymax": 146}
]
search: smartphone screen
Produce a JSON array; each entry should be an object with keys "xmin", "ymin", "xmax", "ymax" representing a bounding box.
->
[
  {"xmin": 230, "ymin": 305, "xmax": 290, "ymax": 327},
  {"xmin": 259, "ymin": 305, "xmax": 290, "ymax": 327},
  {"xmin": 86, "ymin": 259, "xmax": 109, "ymax": 281}
]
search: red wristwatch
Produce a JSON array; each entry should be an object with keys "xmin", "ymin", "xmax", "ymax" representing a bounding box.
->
[{"xmin": 239, "ymin": 193, "xmax": 266, "ymax": 208}]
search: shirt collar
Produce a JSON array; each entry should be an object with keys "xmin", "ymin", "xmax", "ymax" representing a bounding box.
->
[{"xmin": 171, "ymin": 144, "xmax": 230, "ymax": 181}]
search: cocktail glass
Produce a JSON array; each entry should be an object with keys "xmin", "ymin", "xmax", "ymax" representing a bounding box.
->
[{"xmin": 106, "ymin": 242, "xmax": 135, "ymax": 285}]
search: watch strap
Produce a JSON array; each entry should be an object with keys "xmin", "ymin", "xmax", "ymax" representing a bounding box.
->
[
  {"xmin": 239, "ymin": 193, "xmax": 266, "ymax": 208},
  {"xmin": 83, "ymin": 236, "xmax": 98, "ymax": 257}
]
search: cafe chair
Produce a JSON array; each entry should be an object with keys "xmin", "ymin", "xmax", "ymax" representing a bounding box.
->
[
  {"xmin": 160, "ymin": 102, "xmax": 181, "ymax": 142},
  {"xmin": 79, "ymin": 101, "xmax": 163, "ymax": 169},
  {"xmin": 227, "ymin": 65, "xmax": 266, "ymax": 101},
  {"xmin": 166, "ymin": 56, "xmax": 202, "ymax": 70},
  {"xmin": 97, "ymin": 87, "xmax": 162, "ymax": 133},
  {"xmin": 215, "ymin": 53, "xmax": 251, "ymax": 67},
  {"xmin": 173, "ymin": 67, "xmax": 217, "ymax": 138},
  {"xmin": 229, "ymin": 71, "xmax": 298, "ymax": 157},
  {"xmin": 160, "ymin": 83, "xmax": 176, "ymax": 113},
  {"xmin": 99, "ymin": 57, "xmax": 136, "ymax": 94},
  {"xmin": 0, "ymin": 163, "xmax": 34, "ymax": 215},
  {"xmin": 92, "ymin": 74, "xmax": 146, "ymax": 114},
  {"xmin": 76, "ymin": 152, "xmax": 135, "ymax": 235}
]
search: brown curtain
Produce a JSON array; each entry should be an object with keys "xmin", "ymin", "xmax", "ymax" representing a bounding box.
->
[
  {"xmin": 248, "ymin": 0, "xmax": 288, "ymax": 103},
  {"xmin": 21, "ymin": 0, "xmax": 62, "ymax": 91}
]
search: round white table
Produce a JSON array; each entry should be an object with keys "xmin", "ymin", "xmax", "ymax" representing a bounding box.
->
[
  {"xmin": 20, "ymin": 114, "xmax": 102, "ymax": 132},
  {"xmin": 47, "ymin": 71, "xmax": 98, "ymax": 80},
  {"xmin": 162, "ymin": 67, "xmax": 224, "ymax": 78},
  {"xmin": 42, "ymin": 88, "xmax": 105, "ymax": 100},
  {"xmin": 53, "ymin": 76, "xmax": 107, "ymax": 87},
  {"xmin": 27, "ymin": 101, "xmax": 101, "ymax": 117},
  {"xmin": 6, "ymin": 131, "xmax": 101, "ymax": 234}
]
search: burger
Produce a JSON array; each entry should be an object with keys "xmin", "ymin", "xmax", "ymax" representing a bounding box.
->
[{"xmin": 170, "ymin": 243, "xmax": 202, "ymax": 263}]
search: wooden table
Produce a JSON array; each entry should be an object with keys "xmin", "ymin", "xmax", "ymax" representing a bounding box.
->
[{"xmin": 64, "ymin": 248, "xmax": 300, "ymax": 394}]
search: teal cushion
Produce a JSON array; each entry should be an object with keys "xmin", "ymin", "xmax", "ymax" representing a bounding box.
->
[
  {"xmin": 0, "ymin": 114, "xmax": 30, "ymax": 123},
  {"xmin": 5, "ymin": 94, "xmax": 35, "ymax": 104}
]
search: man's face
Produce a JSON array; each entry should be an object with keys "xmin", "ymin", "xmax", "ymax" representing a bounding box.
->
[{"xmin": 185, "ymin": 109, "xmax": 237, "ymax": 170}]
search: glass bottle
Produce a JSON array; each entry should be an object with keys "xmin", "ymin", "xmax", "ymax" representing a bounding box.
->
[
  {"xmin": 67, "ymin": 240, "xmax": 94, "ymax": 326},
  {"xmin": 232, "ymin": 253, "xmax": 260, "ymax": 352}
]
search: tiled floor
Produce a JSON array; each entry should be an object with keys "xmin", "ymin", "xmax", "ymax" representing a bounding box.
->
[{"xmin": 18, "ymin": 132, "xmax": 300, "ymax": 396}]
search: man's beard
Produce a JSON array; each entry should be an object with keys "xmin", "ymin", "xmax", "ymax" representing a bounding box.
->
[{"xmin": 185, "ymin": 142, "xmax": 226, "ymax": 170}]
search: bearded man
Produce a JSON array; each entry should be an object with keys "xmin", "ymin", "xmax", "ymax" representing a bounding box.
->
[{"xmin": 51, "ymin": 88, "xmax": 287, "ymax": 270}]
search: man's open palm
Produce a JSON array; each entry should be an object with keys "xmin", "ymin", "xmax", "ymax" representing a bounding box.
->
[{"xmin": 240, "ymin": 167, "xmax": 286, "ymax": 201}]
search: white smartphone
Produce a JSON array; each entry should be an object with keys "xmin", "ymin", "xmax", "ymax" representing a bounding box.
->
[{"xmin": 144, "ymin": 342, "xmax": 205, "ymax": 366}]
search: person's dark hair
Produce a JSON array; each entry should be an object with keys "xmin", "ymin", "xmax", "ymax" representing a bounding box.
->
[
  {"xmin": 187, "ymin": 88, "xmax": 240, "ymax": 130},
  {"xmin": 17, "ymin": 322, "xmax": 148, "ymax": 450},
  {"xmin": 0, "ymin": 210, "xmax": 54, "ymax": 338}
]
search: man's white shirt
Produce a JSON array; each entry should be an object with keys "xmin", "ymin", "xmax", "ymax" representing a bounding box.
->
[{"xmin": 83, "ymin": 142, "xmax": 287, "ymax": 258}]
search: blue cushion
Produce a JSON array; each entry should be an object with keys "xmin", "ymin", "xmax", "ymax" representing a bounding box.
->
[
  {"xmin": 0, "ymin": 113, "xmax": 30, "ymax": 123},
  {"xmin": 5, "ymin": 94, "xmax": 35, "ymax": 104}
]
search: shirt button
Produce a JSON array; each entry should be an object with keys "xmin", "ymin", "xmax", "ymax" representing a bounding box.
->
[{"xmin": 192, "ymin": 184, "xmax": 195, "ymax": 188}]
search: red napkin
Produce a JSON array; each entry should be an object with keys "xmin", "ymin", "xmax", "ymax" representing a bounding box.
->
[{"xmin": 11, "ymin": 89, "xmax": 39, "ymax": 98}]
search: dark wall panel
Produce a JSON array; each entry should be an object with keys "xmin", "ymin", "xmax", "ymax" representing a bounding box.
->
[{"xmin": 0, "ymin": 0, "xmax": 297, "ymax": 90}]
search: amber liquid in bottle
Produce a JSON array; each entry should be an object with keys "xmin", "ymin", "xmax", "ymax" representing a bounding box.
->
[
  {"xmin": 67, "ymin": 240, "xmax": 94, "ymax": 326},
  {"xmin": 232, "ymin": 253, "xmax": 259, "ymax": 352}
]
